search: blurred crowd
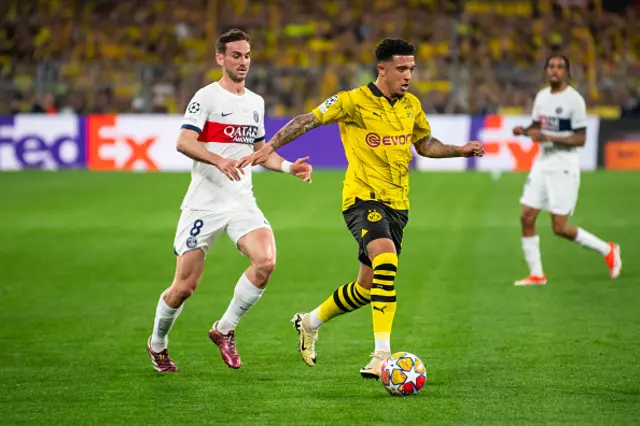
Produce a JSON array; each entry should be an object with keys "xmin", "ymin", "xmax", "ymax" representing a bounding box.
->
[{"xmin": 1, "ymin": 0, "xmax": 639, "ymax": 118}]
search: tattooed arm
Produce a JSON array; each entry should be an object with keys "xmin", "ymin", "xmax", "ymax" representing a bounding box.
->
[
  {"xmin": 269, "ymin": 113, "xmax": 322, "ymax": 150},
  {"xmin": 414, "ymin": 136, "xmax": 485, "ymax": 158},
  {"xmin": 237, "ymin": 113, "xmax": 321, "ymax": 167}
]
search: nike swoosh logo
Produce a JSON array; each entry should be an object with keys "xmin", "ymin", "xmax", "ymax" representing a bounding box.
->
[
  {"xmin": 221, "ymin": 112, "xmax": 234, "ymax": 117},
  {"xmin": 301, "ymin": 338, "xmax": 307, "ymax": 351}
]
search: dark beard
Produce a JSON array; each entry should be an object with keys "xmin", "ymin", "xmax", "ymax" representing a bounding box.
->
[{"xmin": 228, "ymin": 71, "xmax": 246, "ymax": 83}]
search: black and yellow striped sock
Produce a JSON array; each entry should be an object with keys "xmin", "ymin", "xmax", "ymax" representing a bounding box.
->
[
  {"xmin": 371, "ymin": 252, "xmax": 398, "ymax": 350},
  {"xmin": 317, "ymin": 281, "xmax": 370, "ymax": 323}
]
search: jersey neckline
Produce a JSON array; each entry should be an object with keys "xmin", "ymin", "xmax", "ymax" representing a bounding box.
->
[
  {"xmin": 367, "ymin": 82, "xmax": 398, "ymax": 106},
  {"xmin": 214, "ymin": 81, "xmax": 248, "ymax": 97}
]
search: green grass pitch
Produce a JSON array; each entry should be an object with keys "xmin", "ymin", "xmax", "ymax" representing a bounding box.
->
[{"xmin": 1, "ymin": 170, "xmax": 639, "ymax": 425}]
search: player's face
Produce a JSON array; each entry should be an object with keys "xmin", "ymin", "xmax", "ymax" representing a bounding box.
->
[
  {"xmin": 546, "ymin": 57, "xmax": 568, "ymax": 85},
  {"xmin": 217, "ymin": 40, "xmax": 251, "ymax": 83},
  {"xmin": 379, "ymin": 55, "xmax": 416, "ymax": 98}
]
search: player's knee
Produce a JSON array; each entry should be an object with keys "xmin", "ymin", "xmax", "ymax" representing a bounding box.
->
[
  {"xmin": 176, "ymin": 286, "xmax": 196, "ymax": 300},
  {"xmin": 167, "ymin": 280, "xmax": 197, "ymax": 303},
  {"xmin": 253, "ymin": 253, "xmax": 276, "ymax": 282},
  {"xmin": 552, "ymin": 221, "xmax": 568, "ymax": 237},
  {"xmin": 520, "ymin": 211, "xmax": 536, "ymax": 227}
]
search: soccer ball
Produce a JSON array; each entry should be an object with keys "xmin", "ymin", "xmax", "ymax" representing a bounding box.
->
[{"xmin": 380, "ymin": 352, "xmax": 427, "ymax": 396}]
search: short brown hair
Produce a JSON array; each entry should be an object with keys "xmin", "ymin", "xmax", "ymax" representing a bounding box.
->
[{"xmin": 216, "ymin": 29, "xmax": 251, "ymax": 54}]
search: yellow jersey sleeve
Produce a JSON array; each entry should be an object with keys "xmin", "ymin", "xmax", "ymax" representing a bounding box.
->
[
  {"xmin": 412, "ymin": 107, "xmax": 432, "ymax": 143},
  {"xmin": 312, "ymin": 92, "xmax": 357, "ymax": 125}
]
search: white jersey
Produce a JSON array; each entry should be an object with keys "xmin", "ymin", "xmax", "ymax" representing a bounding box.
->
[
  {"xmin": 531, "ymin": 85, "xmax": 587, "ymax": 172},
  {"xmin": 180, "ymin": 82, "xmax": 265, "ymax": 211}
]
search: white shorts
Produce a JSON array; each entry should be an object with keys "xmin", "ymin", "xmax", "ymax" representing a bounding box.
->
[
  {"xmin": 520, "ymin": 168, "xmax": 581, "ymax": 215},
  {"xmin": 173, "ymin": 207, "xmax": 271, "ymax": 256}
]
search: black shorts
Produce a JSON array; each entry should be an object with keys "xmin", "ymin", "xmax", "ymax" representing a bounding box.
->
[{"xmin": 342, "ymin": 198, "xmax": 409, "ymax": 267}]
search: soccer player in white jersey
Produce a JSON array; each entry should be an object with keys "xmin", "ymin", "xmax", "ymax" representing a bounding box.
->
[
  {"xmin": 146, "ymin": 29, "xmax": 313, "ymax": 372},
  {"xmin": 512, "ymin": 55, "xmax": 621, "ymax": 286}
]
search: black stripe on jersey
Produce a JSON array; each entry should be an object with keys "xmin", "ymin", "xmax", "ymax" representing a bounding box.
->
[
  {"xmin": 255, "ymin": 135, "xmax": 265, "ymax": 143},
  {"xmin": 181, "ymin": 124, "xmax": 202, "ymax": 134},
  {"xmin": 542, "ymin": 117, "xmax": 572, "ymax": 132}
]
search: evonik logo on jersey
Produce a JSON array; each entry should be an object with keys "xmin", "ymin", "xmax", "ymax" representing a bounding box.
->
[{"xmin": 365, "ymin": 132, "xmax": 412, "ymax": 148}]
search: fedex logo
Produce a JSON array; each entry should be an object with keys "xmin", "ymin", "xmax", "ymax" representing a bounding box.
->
[
  {"xmin": 0, "ymin": 115, "xmax": 86, "ymax": 170},
  {"xmin": 470, "ymin": 115, "xmax": 539, "ymax": 171},
  {"xmin": 88, "ymin": 115, "xmax": 158, "ymax": 171}
]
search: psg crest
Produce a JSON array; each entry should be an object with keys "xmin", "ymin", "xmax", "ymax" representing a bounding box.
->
[
  {"xmin": 253, "ymin": 111, "xmax": 259, "ymax": 123},
  {"xmin": 186, "ymin": 236, "xmax": 198, "ymax": 249}
]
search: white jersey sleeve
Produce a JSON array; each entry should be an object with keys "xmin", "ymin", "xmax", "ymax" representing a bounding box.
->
[
  {"xmin": 181, "ymin": 88, "xmax": 210, "ymax": 134},
  {"xmin": 256, "ymin": 97, "xmax": 266, "ymax": 143},
  {"xmin": 531, "ymin": 91, "xmax": 542, "ymax": 122},
  {"xmin": 571, "ymin": 92, "xmax": 587, "ymax": 131}
]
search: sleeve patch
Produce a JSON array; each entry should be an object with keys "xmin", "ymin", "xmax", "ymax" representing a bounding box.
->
[
  {"xmin": 187, "ymin": 102, "xmax": 201, "ymax": 114},
  {"xmin": 318, "ymin": 95, "xmax": 338, "ymax": 114}
]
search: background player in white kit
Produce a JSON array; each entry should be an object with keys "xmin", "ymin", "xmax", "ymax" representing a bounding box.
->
[
  {"xmin": 512, "ymin": 55, "xmax": 621, "ymax": 286},
  {"xmin": 146, "ymin": 29, "xmax": 313, "ymax": 372}
]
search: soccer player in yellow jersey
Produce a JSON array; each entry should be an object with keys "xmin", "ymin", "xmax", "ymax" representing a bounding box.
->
[{"xmin": 239, "ymin": 38, "xmax": 484, "ymax": 378}]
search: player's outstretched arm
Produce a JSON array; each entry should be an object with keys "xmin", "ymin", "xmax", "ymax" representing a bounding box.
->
[
  {"xmin": 237, "ymin": 113, "xmax": 321, "ymax": 167},
  {"xmin": 268, "ymin": 112, "xmax": 322, "ymax": 150},
  {"xmin": 176, "ymin": 128, "xmax": 243, "ymax": 181},
  {"xmin": 528, "ymin": 128, "xmax": 586, "ymax": 147},
  {"xmin": 253, "ymin": 142, "xmax": 312, "ymax": 183},
  {"xmin": 513, "ymin": 121, "xmax": 541, "ymax": 137},
  {"xmin": 414, "ymin": 136, "xmax": 484, "ymax": 158}
]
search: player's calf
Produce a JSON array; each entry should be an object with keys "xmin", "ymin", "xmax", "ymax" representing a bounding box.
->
[{"xmin": 520, "ymin": 206, "xmax": 539, "ymax": 237}]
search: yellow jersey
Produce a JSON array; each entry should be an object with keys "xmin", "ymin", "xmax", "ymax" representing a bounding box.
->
[{"xmin": 312, "ymin": 83, "xmax": 432, "ymax": 211}]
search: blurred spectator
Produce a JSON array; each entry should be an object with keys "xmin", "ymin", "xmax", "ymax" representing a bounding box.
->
[
  {"xmin": 30, "ymin": 93, "xmax": 57, "ymax": 114},
  {"xmin": 0, "ymin": 0, "xmax": 639, "ymax": 117}
]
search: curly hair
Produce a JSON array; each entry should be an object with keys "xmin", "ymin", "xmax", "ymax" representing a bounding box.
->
[
  {"xmin": 545, "ymin": 54, "xmax": 571, "ymax": 79},
  {"xmin": 375, "ymin": 38, "xmax": 416, "ymax": 62}
]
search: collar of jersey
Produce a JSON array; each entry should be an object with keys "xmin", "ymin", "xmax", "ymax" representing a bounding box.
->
[{"xmin": 367, "ymin": 82, "xmax": 398, "ymax": 106}]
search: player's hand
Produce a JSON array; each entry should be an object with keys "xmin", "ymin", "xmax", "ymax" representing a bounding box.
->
[
  {"xmin": 513, "ymin": 126, "xmax": 526, "ymax": 136},
  {"xmin": 526, "ymin": 129, "xmax": 548, "ymax": 142},
  {"xmin": 214, "ymin": 157, "xmax": 244, "ymax": 181},
  {"xmin": 460, "ymin": 141, "xmax": 485, "ymax": 157},
  {"xmin": 238, "ymin": 144, "xmax": 274, "ymax": 168},
  {"xmin": 290, "ymin": 156, "xmax": 313, "ymax": 184}
]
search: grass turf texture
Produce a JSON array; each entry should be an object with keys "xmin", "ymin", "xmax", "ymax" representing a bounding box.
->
[{"xmin": 0, "ymin": 171, "xmax": 639, "ymax": 425}]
